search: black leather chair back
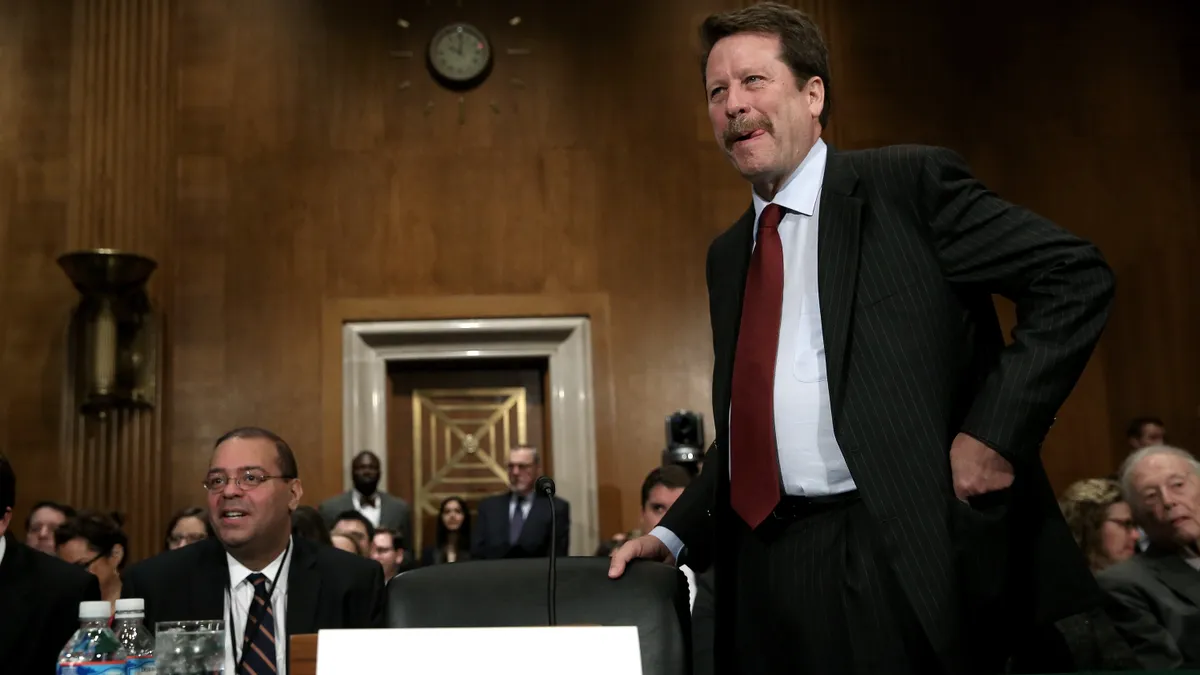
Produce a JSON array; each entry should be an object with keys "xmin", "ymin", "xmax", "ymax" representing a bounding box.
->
[{"xmin": 386, "ymin": 557, "xmax": 691, "ymax": 675}]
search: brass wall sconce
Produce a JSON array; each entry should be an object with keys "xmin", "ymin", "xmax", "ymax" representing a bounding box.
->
[{"xmin": 58, "ymin": 249, "xmax": 158, "ymax": 416}]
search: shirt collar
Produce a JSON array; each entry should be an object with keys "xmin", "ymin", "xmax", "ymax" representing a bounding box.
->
[
  {"xmin": 0, "ymin": 535, "xmax": 6, "ymax": 566},
  {"xmin": 226, "ymin": 536, "xmax": 292, "ymax": 586},
  {"xmin": 751, "ymin": 137, "xmax": 828, "ymax": 228},
  {"xmin": 354, "ymin": 491, "xmax": 377, "ymax": 508}
]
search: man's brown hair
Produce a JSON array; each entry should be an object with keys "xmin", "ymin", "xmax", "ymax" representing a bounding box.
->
[{"xmin": 699, "ymin": 2, "xmax": 832, "ymax": 128}]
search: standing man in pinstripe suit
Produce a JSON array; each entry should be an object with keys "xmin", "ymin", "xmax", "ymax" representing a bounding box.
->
[{"xmin": 609, "ymin": 3, "xmax": 1129, "ymax": 674}]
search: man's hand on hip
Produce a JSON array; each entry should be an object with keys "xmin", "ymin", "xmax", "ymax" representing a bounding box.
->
[
  {"xmin": 950, "ymin": 432, "xmax": 1015, "ymax": 501},
  {"xmin": 607, "ymin": 534, "xmax": 674, "ymax": 578}
]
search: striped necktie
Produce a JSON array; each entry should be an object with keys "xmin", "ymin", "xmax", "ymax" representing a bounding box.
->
[{"xmin": 239, "ymin": 573, "xmax": 278, "ymax": 674}]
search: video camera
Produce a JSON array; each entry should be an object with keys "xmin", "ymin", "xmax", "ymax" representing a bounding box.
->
[{"xmin": 661, "ymin": 410, "xmax": 706, "ymax": 475}]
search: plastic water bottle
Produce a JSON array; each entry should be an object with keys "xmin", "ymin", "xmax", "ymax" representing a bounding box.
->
[
  {"xmin": 57, "ymin": 600, "xmax": 128, "ymax": 674},
  {"xmin": 113, "ymin": 598, "xmax": 156, "ymax": 674}
]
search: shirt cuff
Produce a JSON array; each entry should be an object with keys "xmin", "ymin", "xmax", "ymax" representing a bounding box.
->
[{"xmin": 649, "ymin": 526, "xmax": 686, "ymax": 563}]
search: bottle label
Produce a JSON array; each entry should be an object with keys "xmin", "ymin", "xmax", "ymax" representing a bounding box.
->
[
  {"xmin": 57, "ymin": 662, "xmax": 127, "ymax": 675},
  {"xmin": 126, "ymin": 656, "xmax": 156, "ymax": 674}
]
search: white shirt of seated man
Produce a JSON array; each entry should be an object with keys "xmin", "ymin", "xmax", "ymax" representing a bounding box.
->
[{"xmin": 638, "ymin": 467, "xmax": 697, "ymax": 611}]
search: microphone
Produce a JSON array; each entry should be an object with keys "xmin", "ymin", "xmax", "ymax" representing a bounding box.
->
[{"xmin": 535, "ymin": 475, "xmax": 558, "ymax": 626}]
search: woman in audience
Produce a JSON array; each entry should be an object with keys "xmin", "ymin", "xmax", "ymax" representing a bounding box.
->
[
  {"xmin": 163, "ymin": 506, "xmax": 214, "ymax": 550},
  {"xmin": 331, "ymin": 533, "xmax": 362, "ymax": 555},
  {"xmin": 1059, "ymin": 478, "xmax": 1141, "ymax": 572},
  {"xmin": 421, "ymin": 496, "xmax": 472, "ymax": 565},
  {"xmin": 55, "ymin": 510, "xmax": 128, "ymax": 605},
  {"xmin": 291, "ymin": 504, "xmax": 332, "ymax": 546}
]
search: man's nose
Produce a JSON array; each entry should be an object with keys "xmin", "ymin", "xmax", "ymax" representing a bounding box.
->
[
  {"xmin": 724, "ymin": 90, "xmax": 749, "ymax": 118},
  {"xmin": 1162, "ymin": 490, "xmax": 1180, "ymax": 509}
]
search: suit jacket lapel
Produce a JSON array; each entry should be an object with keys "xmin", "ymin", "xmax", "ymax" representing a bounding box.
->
[
  {"xmin": 0, "ymin": 537, "xmax": 32, "ymax": 658},
  {"xmin": 286, "ymin": 538, "xmax": 322, "ymax": 636},
  {"xmin": 380, "ymin": 494, "xmax": 398, "ymax": 528},
  {"xmin": 512, "ymin": 493, "xmax": 537, "ymax": 550},
  {"xmin": 712, "ymin": 207, "xmax": 756, "ymax": 433},
  {"xmin": 192, "ymin": 538, "xmax": 228, "ymax": 621},
  {"xmin": 1149, "ymin": 551, "xmax": 1200, "ymax": 608},
  {"xmin": 816, "ymin": 151, "xmax": 863, "ymax": 421}
]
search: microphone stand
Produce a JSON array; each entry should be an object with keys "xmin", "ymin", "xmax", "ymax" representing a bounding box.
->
[{"xmin": 535, "ymin": 475, "xmax": 558, "ymax": 626}]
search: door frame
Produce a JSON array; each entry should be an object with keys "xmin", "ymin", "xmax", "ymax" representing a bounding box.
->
[{"xmin": 321, "ymin": 294, "xmax": 612, "ymax": 556}]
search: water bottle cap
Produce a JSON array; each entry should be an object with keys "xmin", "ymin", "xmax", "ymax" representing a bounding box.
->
[
  {"xmin": 115, "ymin": 598, "xmax": 144, "ymax": 612},
  {"xmin": 79, "ymin": 600, "xmax": 112, "ymax": 620}
]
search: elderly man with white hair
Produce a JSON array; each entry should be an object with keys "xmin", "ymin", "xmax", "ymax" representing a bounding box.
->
[{"xmin": 1098, "ymin": 444, "xmax": 1200, "ymax": 669}]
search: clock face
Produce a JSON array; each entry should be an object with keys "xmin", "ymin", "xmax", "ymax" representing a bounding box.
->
[{"xmin": 427, "ymin": 23, "xmax": 492, "ymax": 87}]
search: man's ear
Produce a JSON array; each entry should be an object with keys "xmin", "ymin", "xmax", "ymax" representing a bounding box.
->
[
  {"xmin": 289, "ymin": 478, "xmax": 304, "ymax": 509},
  {"xmin": 804, "ymin": 76, "xmax": 825, "ymax": 122}
]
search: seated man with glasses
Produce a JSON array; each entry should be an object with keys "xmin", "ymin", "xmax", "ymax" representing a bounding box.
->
[
  {"xmin": 471, "ymin": 445, "xmax": 570, "ymax": 559},
  {"xmin": 123, "ymin": 426, "xmax": 386, "ymax": 675}
]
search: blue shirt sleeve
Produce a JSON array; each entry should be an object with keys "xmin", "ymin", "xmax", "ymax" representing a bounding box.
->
[{"xmin": 649, "ymin": 526, "xmax": 686, "ymax": 563}]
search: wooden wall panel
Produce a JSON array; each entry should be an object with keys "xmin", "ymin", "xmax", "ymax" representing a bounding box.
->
[
  {"xmin": 1, "ymin": 0, "xmax": 82, "ymax": 534},
  {"xmin": 0, "ymin": 0, "xmax": 171, "ymax": 561},
  {"xmin": 1, "ymin": 0, "xmax": 1195, "ymax": 554}
]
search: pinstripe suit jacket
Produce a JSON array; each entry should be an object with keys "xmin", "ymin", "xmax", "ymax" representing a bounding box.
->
[{"xmin": 662, "ymin": 145, "xmax": 1119, "ymax": 671}]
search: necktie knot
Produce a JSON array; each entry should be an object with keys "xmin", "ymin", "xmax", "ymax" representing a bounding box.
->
[
  {"xmin": 759, "ymin": 203, "xmax": 785, "ymax": 231},
  {"xmin": 359, "ymin": 495, "xmax": 376, "ymax": 508},
  {"xmin": 248, "ymin": 572, "xmax": 268, "ymax": 588}
]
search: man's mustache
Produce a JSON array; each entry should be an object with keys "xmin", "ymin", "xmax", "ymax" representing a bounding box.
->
[{"xmin": 725, "ymin": 117, "xmax": 774, "ymax": 148}]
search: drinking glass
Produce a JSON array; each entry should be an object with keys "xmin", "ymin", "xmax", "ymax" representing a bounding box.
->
[{"xmin": 155, "ymin": 620, "xmax": 225, "ymax": 675}]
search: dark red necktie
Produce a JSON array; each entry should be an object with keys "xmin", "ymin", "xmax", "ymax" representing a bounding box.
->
[{"xmin": 730, "ymin": 203, "xmax": 785, "ymax": 529}]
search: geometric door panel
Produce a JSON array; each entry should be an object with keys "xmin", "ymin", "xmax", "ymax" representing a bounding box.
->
[{"xmin": 411, "ymin": 387, "xmax": 526, "ymax": 552}]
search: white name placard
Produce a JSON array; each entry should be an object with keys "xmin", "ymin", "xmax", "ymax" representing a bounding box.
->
[{"xmin": 315, "ymin": 625, "xmax": 642, "ymax": 675}]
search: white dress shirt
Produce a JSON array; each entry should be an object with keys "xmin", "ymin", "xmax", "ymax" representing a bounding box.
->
[
  {"xmin": 352, "ymin": 491, "xmax": 382, "ymax": 528},
  {"xmin": 225, "ymin": 538, "xmax": 291, "ymax": 675},
  {"xmin": 652, "ymin": 138, "xmax": 855, "ymax": 559},
  {"xmin": 0, "ymin": 535, "xmax": 6, "ymax": 566},
  {"xmin": 508, "ymin": 492, "xmax": 534, "ymax": 521},
  {"xmin": 681, "ymin": 564, "xmax": 697, "ymax": 612}
]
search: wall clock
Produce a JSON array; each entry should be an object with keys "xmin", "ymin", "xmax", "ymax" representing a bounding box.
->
[
  {"xmin": 427, "ymin": 22, "xmax": 493, "ymax": 90},
  {"xmin": 391, "ymin": 11, "xmax": 532, "ymax": 124}
]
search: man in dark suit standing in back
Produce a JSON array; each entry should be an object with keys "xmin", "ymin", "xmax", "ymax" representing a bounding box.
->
[
  {"xmin": 0, "ymin": 452, "xmax": 101, "ymax": 674},
  {"xmin": 610, "ymin": 4, "xmax": 1129, "ymax": 674},
  {"xmin": 318, "ymin": 450, "xmax": 412, "ymax": 555},
  {"xmin": 473, "ymin": 445, "xmax": 569, "ymax": 559},
  {"xmin": 123, "ymin": 427, "xmax": 385, "ymax": 675}
]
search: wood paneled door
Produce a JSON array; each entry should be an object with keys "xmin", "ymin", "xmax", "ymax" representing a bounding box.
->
[{"xmin": 387, "ymin": 358, "xmax": 550, "ymax": 554}]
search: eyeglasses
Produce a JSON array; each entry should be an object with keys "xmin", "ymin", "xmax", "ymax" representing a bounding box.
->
[
  {"xmin": 203, "ymin": 470, "xmax": 295, "ymax": 493},
  {"xmin": 75, "ymin": 552, "xmax": 104, "ymax": 568},
  {"xmin": 507, "ymin": 462, "xmax": 535, "ymax": 472},
  {"xmin": 167, "ymin": 532, "xmax": 208, "ymax": 546},
  {"xmin": 1107, "ymin": 518, "xmax": 1138, "ymax": 531}
]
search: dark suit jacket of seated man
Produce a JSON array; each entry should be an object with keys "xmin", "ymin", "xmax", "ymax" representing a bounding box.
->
[
  {"xmin": 0, "ymin": 534, "xmax": 103, "ymax": 673},
  {"xmin": 123, "ymin": 426, "xmax": 385, "ymax": 675},
  {"xmin": 471, "ymin": 445, "xmax": 570, "ymax": 559},
  {"xmin": 0, "ymin": 452, "xmax": 103, "ymax": 674},
  {"xmin": 1097, "ymin": 445, "xmax": 1200, "ymax": 670},
  {"xmin": 122, "ymin": 529, "xmax": 385, "ymax": 663}
]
